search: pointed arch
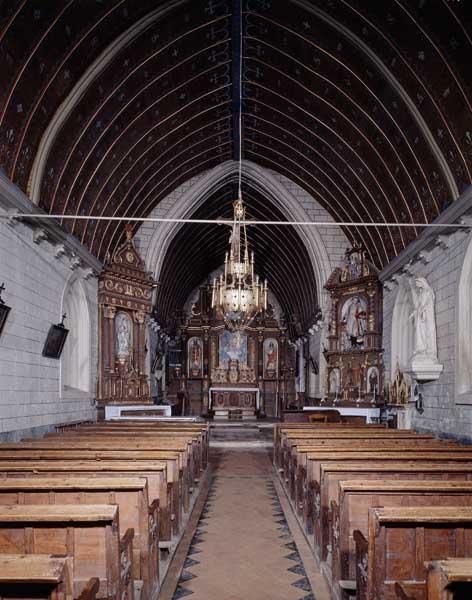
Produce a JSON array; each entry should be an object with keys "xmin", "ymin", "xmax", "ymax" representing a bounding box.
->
[{"xmin": 61, "ymin": 274, "xmax": 92, "ymax": 393}]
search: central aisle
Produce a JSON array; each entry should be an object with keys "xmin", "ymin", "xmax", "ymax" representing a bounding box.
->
[{"xmin": 170, "ymin": 448, "xmax": 317, "ymax": 600}]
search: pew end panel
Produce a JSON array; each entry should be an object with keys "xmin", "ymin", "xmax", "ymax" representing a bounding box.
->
[
  {"xmin": 394, "ymin": 582, "xmax": 427, "ymax": 600},
  {"xmin": 0, "ymin": 504, "xmax": 132, "ymax": 600}
]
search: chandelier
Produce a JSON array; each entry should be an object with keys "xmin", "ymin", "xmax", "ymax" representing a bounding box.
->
[{"xmin": 211, "ymin": 197, "xmax": 268, "ymax": 331}]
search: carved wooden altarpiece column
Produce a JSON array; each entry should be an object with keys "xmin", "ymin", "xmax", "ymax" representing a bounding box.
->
[
  {"xmin": 97, "ymin": 225, "xmax": 155, "ymax": 417},
  {"xmin": 323, "ymin": 246, "xmax": 384, "ymax": 406}
]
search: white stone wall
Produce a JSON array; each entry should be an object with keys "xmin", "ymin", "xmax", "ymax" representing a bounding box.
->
[
  {"xmin": 383, "ymin": 229, "xmax": 472, "ymax": 443},
  {"xmin": 133, "ymin": 174, "xmax": 203, "ymax": 257},
  {"xmin": 0, "ymin": 214, "xmax": 98, "ymax": 440}
]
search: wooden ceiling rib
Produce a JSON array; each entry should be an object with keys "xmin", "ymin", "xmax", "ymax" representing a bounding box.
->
[{"xmin": 0, "ymin": 0, "xmax": 471, "ymax": 326}]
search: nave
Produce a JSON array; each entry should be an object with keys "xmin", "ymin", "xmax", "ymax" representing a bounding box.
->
[
  {"xmin": 1, "ymin": 418, "xmax": 472, "ymax": 600},
  {"xmin": 1, "ymin": 1, "xmax": 472, "ymax": 598}
]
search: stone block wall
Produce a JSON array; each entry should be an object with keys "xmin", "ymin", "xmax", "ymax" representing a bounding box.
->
[{"xmin": 0, "ymin": 213, "xmax": 98, "ymax": 440}]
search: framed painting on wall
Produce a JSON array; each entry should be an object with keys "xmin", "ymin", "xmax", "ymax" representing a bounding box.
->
[
  {"xmin": 219, "ymin": 330, "xmax": 247, "ymax": 367},
  {"xmin": 42, "ymin": 323, "xmax": 69, "ymax": 359}
]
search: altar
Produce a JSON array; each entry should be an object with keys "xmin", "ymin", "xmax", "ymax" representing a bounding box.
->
[{"xmin": 209, "ymin": 386, "xmax": 260, "ymax": 420}]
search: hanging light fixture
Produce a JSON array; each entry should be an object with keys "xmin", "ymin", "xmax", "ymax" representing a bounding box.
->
[
  {"xmin": 211, "ymin": 197, "xmax": 268, "ymax": 331},
  {"xmin": 210, "ymin": 3, "xmax": 269, "ymax": 331}
]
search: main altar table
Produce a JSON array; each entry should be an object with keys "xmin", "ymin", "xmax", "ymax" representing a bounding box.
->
[{"xmin": 209, "ymin": 387, "xmax": 260, "ymax": 420}]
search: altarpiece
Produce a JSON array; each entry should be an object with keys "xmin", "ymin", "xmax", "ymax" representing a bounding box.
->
[
  {"xmin": 323, "ymin": 246, "xmax": 384, "ymax": 405},
  {"xmin": 96, "ymin": 226, "xmax": 155, "ymax": 418},
  {"xmin": 172, "ymin": 286, "xmax": 294, "ymax": 418}
]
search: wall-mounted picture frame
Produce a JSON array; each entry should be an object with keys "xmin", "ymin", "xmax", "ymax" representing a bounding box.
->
[
  {"xmin": 42, "ymin": 316, "xmax": 69, "ymax": 359},
  {"xmin": 0, "ymin": 283, "xmax": 11, "ymax": 338}
]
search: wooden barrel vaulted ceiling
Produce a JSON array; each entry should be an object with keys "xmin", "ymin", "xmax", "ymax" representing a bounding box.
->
[{"xmin": 0, "ymin": 0, "xmax": 471, "ymax": 328}]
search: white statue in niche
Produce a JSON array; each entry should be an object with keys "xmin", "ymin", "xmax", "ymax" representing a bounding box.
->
[
  {"xmin": 116, "ymin": 313, "xmax": 132, "ymax": 357},
  {"xmin": 409, "ymin": 277, "xmax": 437, "ymax": 358},
  {"xmin": 406, "ymin": 276, "xmax": 443, "ymax": 382}
]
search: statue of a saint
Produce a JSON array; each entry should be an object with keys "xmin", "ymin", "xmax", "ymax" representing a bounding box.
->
[
  {"xmin": 190, "ymin": 338, "xmax": 202, "ymax": 370},
  {"xmin": 345, "ymin": 297, "xmax": 366, "ymax": 340},
  {"xmin": 116, "ymin": 315, "xmax": 131, "ymax": 356},
  {"xmin": 409, "ymin": 277, "xmax": 437, "ymax": 358},
  {"xmin": 265, "ymin": 341, "xmax": 277, "ymax": 371}
]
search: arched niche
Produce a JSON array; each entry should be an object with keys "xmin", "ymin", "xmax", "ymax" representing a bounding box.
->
[
  {"xmin": 390, "ymin": 279, "xmax": 415, "ymax": 379},
  {"xmin": 456, "ymin": 236, "xmax": 472, "ymax": 404},
  {"xmin": 61, "ymin": 276, "xmax": 92, "ymax": 393}
]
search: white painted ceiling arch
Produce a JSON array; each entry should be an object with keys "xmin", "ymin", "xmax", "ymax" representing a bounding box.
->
[{"xmin": 145, "ymin": 159, "xmax": 336, "ymax": 310}]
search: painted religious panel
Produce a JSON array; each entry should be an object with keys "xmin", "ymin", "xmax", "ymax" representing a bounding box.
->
[
  {"xmin": 263, "ymin": 338, "xmax": 278, "ymax": 378},
  {"xmin": 115, "ymin": 312, "xmax": 133, "ymax": 359},
  {"xmin": 188, "ymin": 336, "xmax": 203, "ymax": 378},
  {"xmin": 219, "ymin": 330, "xmax": 247, "ymax": 367}
]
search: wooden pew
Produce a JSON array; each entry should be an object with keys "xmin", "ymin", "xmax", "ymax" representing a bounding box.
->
[
  {"xmin": 277, "ymin": 430, "xmax": 435, "ymax": 473},
  {"xmin": 0, "ymin": 460, "xmax": 171, "ymax": 541},
  {"xmin": 427, "ymin": 558, "xmax": 472, "ymax": 600},
  {"xmin": 315, "ymin": 463, "xmax": 472, "ymax": 562},
  {"xmin": 354, "ymin": 507, "xmax": 472, "ymax": 600},
  {"xmin": 0, "ymin": 554, "xmax": 74, "ymax": 600},
  {"xmin": 0, "ymin": 555, "xmax": 100, "ymax": 600},
  {"xmin": 79, "ymin": 421, "xmax": 210, "ymax": 459},
  {"xmin": 331, "ymin": 480, "xmax": 472, "ymax": 596},
  {"xmin": 273, "ymin": 423, "xmax": 387, "ymax": 463},
  {"xmin": 0, "ymin": 440, "xmax": 189, "ymax": 531},
  {"xmin": 0, "ymin": 477, "xmax": 159, "ymax": 600},
  {"xmin": 275, "ymin": 427, "xmax": 433, "ymax": 475},
  {"xmin": 0, "ymin": 446, "xmax": 184, "ymax": 535},
  {"xmin": 287, "ymin": 438, "xmax": 462, "ymax": 509},
  {"xmin": 300, "ymin": 449, "xmax": 472, "ymax": 541},
  {"xmin": 395, "ymin": 581, "xmax": 426, "ymax": 600},
  {"xmin": 0, "ymin": 505, "xmax": 133, "ymax": 600},
  {"xmin": 288, "ymin": 443, "xmax": 469, "ymax": 530},
  {"xmin": 60, "ymin": 425, "xmax": 207, "ymax": 472},
  {"xmin": 40, "ymin": 431, "xmax": 203, "ymax": 493},
  {"xmin": 40, "ymin": 433, "xmax": 200, "ymax": 483}
]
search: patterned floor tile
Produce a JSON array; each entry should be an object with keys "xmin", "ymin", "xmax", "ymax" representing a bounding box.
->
[{"xmin": 170, "ymin": 449, "xmax": 315, "ymax": 600}]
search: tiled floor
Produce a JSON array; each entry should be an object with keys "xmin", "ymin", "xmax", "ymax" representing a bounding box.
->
[{"xmin": 170, "ymin": 448, "xmax": 319, "ymax": 600}]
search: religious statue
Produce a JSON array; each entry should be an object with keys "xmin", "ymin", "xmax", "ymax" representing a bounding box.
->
[
  {"xmin": 188, "ymin": 337, "xmax": 203, "ymax": 377},
  {"xmin": 408, "ymin": 277, "xmax": 438, "ymax": 359},
  {"xmin": 329, "ymin": 368, "xmax": 340, "ymax": 394},
  {"xmin": 116, "ymin": 313, "xmax": 131, "ymax": 356},
  {"xmin": 343, "ymin": 296, "xmax": 367, "ymax": 343},
  {"xmin": 264, "ymin": 339, "xmax": 278, "ymax": 372},
  {"xmin": 368, "ymin": 366, "xmax": 379, "ymax": 394},
  {"xmin": 190, "ymin": 338, "xmax": 202, "ymax": 368}
]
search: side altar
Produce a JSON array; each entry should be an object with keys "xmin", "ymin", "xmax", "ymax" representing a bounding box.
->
[
  {"xmin": 96, "ymin": 225, "xmax": 156, "ymax": 419},
  {"xmin": 322, "ymin": 246, "xmax": 385, "ymax": 408}
]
